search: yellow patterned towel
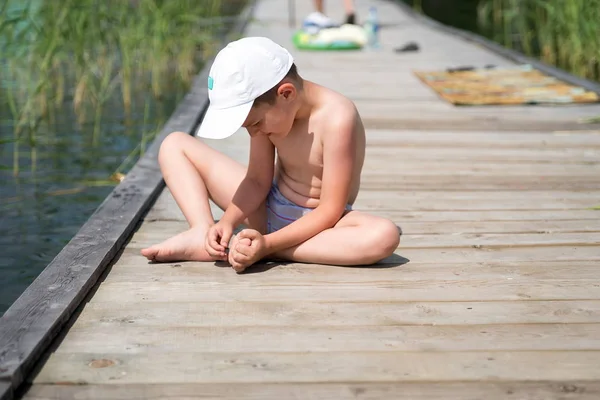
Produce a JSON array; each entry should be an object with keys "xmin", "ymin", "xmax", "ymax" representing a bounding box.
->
[{"xmin": 414, "ymin": 65, "xmax": 599, "ymax": 105}]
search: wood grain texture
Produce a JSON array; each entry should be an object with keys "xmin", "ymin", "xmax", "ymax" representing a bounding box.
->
[
  {"xmin": 30, "ymin": 351, "xmax": 600, "ymax": 383},
  {"xmin": 0, "ymin": 382, "xmax": 11, "ymax": 400},
  {"xmin": 74, "ymin": 300, "xmax": 600, "ymax": 327},
  {"xmin": 51, "ymin": 324, "xmax": 600, "ymax": 353},
  {"xmin": 21, "ymin": 382, "xmax": 600, "ymax": 400}
]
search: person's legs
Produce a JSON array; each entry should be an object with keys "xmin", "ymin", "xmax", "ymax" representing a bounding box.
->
[
  {"xmin": 343, "ymin": 0, "xmax": 356, "ymax": 24},
  {"xmin": 314, "ymin": 0, "xmax": 324, "ymax": 13},
  {"xmin": 272, "ymin": 211, "xmax": 401, "ymax": 265},
  {"xmin": 141, "ymin": 131, "xmax": 266, "ymax": 262}
]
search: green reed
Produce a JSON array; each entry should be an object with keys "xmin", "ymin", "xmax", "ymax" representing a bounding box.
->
[
  {"xmin": 0, "ymin": 0, "xmax": 236, "ymax": 175},
  {"xmin": 478, "ymin": 0, "xmax": 600, "ymax": 81}
]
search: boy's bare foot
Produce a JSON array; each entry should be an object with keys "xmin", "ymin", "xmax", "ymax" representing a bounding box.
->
[{"xmin": 141, "ymin": 227, "xmax": 216, "ymax": 262}]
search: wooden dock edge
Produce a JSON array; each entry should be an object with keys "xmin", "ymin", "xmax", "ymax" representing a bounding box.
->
[
  {"xmin": 0, "ymin": 3, "xmax": 257, "ymax": 400},
  {"xmin": 393, "ymin": 0, "xmax": 600, "ymax": 96}
]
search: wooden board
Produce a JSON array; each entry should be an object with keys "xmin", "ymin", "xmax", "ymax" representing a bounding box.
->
[
  {"xmin": 30, "ymin": 351, "xmax": 600, "ymax": 383},
  {"xmin": 21, "ymin": 381, "xmax": 600, "ymax": 400},
  {"xmin": 0, "ymin": 382, "xmax": 11, "ymax": 400},
  {"xmin": 103, "ymin": 260, "xmax": 600, "ymax": 283},
  {"xmin": 50, "ymin": 324, "xmax": 600, "ymax": 353},
  {"xmin": 87, "ymin": 280, "xmax": 600, "ymax": 302},
  {"xmin": 127, "ymin": 222, "xmax": 600, "ymax": 249},
  {"xmin": 74, "ymin": 300, "xmax": 600, "ymax": 327}
]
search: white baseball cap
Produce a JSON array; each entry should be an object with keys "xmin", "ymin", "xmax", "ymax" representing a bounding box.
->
[{"xmin": 195, "ymin": 37, "xmax": 295, "ymax": 139}]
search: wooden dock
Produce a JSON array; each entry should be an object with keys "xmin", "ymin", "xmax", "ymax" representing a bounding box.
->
[{"xmin": 3, "ymin": 0, "xmax": 600, "ymax": 398}]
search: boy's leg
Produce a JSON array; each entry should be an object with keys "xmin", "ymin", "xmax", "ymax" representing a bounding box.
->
[
  {"xmin": 272, "ymin": 211, "xmax": 400, "ymax": 265},
  {"xmin": 141, "ymin": 131, "xmax": 265, "ymax": 262},
  {"xmin": 314, "ymin": 0, "xmax": 324, "ymax": 13}
]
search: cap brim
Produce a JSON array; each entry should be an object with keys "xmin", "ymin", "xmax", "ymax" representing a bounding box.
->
[{"xmin": 195, "ymin": 100, "xmax": 253, "ymax": 139}]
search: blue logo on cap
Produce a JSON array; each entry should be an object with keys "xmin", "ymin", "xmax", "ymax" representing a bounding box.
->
[{"xmin": 208, "ymin": 76, "xmax": 214, "ymax": 90}]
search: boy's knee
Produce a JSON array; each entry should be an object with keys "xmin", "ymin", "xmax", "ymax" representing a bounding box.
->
[
  {"xmin": 377, "ymin": 219, "xmax": 401, "ymax": 253},
  {"xmin": 159, "ymin": 131, "xmax": 189, "ymax": 160},
  {"xmin": 363, "ymin": 218, "xmax": 400, "ymax": 263}
]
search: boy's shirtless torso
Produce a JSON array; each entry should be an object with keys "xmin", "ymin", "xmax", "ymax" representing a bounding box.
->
[{"xmin": 263, "ymin": 81, "xmax": 366, "ymax": 209}]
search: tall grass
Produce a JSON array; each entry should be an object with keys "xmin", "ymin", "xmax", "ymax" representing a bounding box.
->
[
  {"xmin": 478, "ymin": 0, "xmax": 600, "ymax": 82},
  {"xmin": 0, "ymin": 0, "xmax": 239, "ymax": 175}
]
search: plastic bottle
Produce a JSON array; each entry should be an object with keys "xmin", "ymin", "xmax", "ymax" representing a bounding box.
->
[{"xmin": 364, "ymin": 6, "xmax": 380, "ymax": 49}]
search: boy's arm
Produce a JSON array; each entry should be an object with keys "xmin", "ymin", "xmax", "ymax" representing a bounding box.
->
[
  {"xmin": 220, "ymin": 134, "xmax": 275, "ymax": 227},
  {"xmin": 264, "ymin": 113, "xmax": 356, "ymax": 254}
]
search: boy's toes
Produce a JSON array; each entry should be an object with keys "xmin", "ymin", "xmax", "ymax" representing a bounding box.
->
[{"xmin": 141, "ymin": 247, "xmax": 158, "ymax": 261}]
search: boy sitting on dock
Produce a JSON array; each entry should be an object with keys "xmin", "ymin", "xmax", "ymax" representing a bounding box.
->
[{"xmin": 141, "ymin": 37, "xmax": 400, "ymax": 272}]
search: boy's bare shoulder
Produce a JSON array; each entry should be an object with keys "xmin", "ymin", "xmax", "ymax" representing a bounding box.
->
[{"xmin": 315, "ymin": 86, "xmax": 360, "ymax": 135}]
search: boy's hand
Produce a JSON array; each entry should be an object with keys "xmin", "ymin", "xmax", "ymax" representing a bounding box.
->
[
  {"xmin": 228, "ymin": 229, "xmax": 268, "ymax": 273},
  {"xmin": 205, "ymin": 222, "xmax": 233, "ymax": 260}
]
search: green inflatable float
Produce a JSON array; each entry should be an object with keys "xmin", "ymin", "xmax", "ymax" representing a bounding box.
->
[{"xmin": 292, "ymin": 25, "xmax": 367, "ymax": 51}]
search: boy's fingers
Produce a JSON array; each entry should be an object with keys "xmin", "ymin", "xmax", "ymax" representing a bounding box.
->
[
  {"xmin": 235, "ymin": 244, "xmax": 252, "ymax": 257},
  {"xmin": 239, "ymin": 229, "xmax": 259, "ymax": 240},
  {"xmin": 233, "ymin": 249, "xmax": 250, "ymax": 262}
]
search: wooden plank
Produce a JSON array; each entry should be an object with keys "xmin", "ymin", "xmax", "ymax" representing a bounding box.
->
[
  {"xmin": 30, "ymin": 351, "xmax": 600, "ymax": 383},
  {"xmin": 396, "ymin": 246, "xmax": 600, "ymax": 264},
  {"xmin": 147, "ymin": 200, "xmax": 600, "ymax": 222},
  {"xmin": 53, "ymin": 324, "xmax": 600, "ymax": 353},
  {"xmin": 104, "ymin": 259, "xmax": 600, "ymax": 283},
  {"xmin": 396, "ymin": 220, "xmax": 600, "ymax": 234},
  {"xmin": 375, "ymin": 209, "xmax": 600, "ymax": 221},
  {"xmin": 133, "ymin": 219, "xmax": 600, "ymax": 238},
  {"xmin": 365, "ymin": 146, "xmax": 600, "ymax": 163},
  {"xmin": 361, "ymin": 167, "xmax": 600, "ymax": 176},
  {"xmin": 0, "ymin": 5, "xmax": 256, "ymax": 397},
  {"xmin": 356, "ymin": 177, "xmax": 600, "ymax": 191},
  {"xmin": 364, "ymin": 130, "xmax": 600, "ymax": 148},
  {"xmin": 354, "ymin": 190, "xmax": 600, "ymax": 210},
  {"xmin": 127, "ymin": 225, "xmax": 600, "ymax": 249},
  {"xmin": 87, "ymin": 279, "xmax": 600, "ymax": 303},
  {"xmin": 21, "ymin": 381, "xmax": 600, "ymax": 400},
  {"xmin": 362, "ymin": 117, "xmax": 600, "ymax": 132},
  {"xmin": 75, "ymin": 300, "xmax": 600, "ymax": 328},
  {"xmin": 0, "ymin": 382, "xmax": 11, "ymax": 400},
  {"xmin": 125, "ymin": 244, "xmax": 600, "ymax": 264}
]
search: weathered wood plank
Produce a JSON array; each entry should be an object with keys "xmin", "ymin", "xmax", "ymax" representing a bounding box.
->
[
  {"xmin": 31, "ymin": 351, "xmax": 600, "ymax": 383},
  {"xmin": 0, "ymin": 382, "xmax": 11, "ymax": 400},
  {"xmin": 357, "ymin": 177, "xmax": 600, "ymax": 191},
  {"xmin": 127, "ymin": 226, "xmax": 600, "ymax": 249},
  {"xmin": 21, "ymin": 381, "xmax": 600, "ymax": 400},
  {"xmin": 53, "ymin": 324, "xmax": 600, "ymax": 353},
  {"xmin": 87, "ymin": 280, "xmax": 600, "ymax": 303},
  {"xmin": 132, "ymin": 219, "xmax": 600, "ymax": 239},
  {"xmin": 365, "ymin": 146, "xmax": 600, "ymax": 163},
  {"xmin": 74, "ymin": 300, "xmax": 600, "ymax": 328},
  {"xmin": 147, "ymin": 197, "xmax": 600, "ymax": 222},
  {"xmin": 395, "ymin": 246, "xmax": 600, "ymax": 264},
  {"xmin": 365, "ymin": 130, "xmax": 600, "ymax": 148},
  {"xmin": 121, "ymin": 244, "xmax": 600, "ymax": 264},
  {"xmin": 103, "ymin": 259, "xmax": 600, "ymax": 283}
]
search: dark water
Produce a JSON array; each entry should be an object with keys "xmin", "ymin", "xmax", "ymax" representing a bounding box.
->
[{"xmin": 0, "ymin": 86, "xmax": 185, "ymax": 313}]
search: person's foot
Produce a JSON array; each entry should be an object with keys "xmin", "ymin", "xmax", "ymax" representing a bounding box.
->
[{"xmin": 141, "ymin": 227, "xmax": 216, "ymax": 262}]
